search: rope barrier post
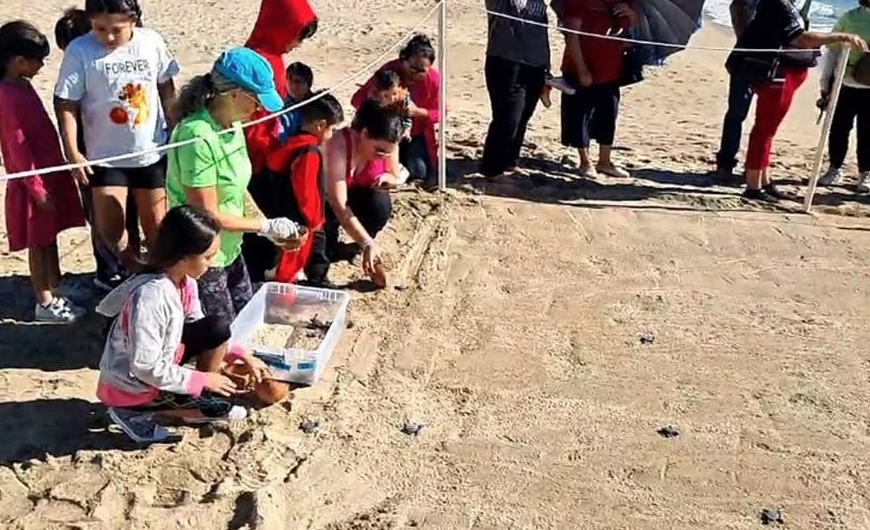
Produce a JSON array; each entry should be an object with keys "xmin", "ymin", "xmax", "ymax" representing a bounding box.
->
[
  {"xmin": 438, "ymin": 0, "xmax": 447, "ymax": 192},
  {"xmin": 804, "ymin": 48, "xmax": 848, "ymax": 213}
]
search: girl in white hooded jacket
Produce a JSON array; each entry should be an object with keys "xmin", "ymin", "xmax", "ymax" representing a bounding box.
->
[{"xmin": 96, "ymin": 205, "xmax": 268, "ymax": 432}]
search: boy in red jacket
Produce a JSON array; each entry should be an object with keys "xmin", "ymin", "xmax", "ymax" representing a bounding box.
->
[
  {"xmin": 244, "ymin": 0, "xmax": 318, "ymax": 175},
  {"xmin": 244, "ymin": 92, "xmax": 344, "ymax": 286}
]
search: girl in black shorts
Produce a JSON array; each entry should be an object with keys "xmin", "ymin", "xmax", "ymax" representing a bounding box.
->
[{"xmin": 55, "ymin": 0, "xmax": 179, "ymax": 266}]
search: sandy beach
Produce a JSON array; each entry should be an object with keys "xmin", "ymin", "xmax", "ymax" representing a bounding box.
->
[{"xmin": 2, "ymin": 1, "xmax": 870, "ymax": 528}]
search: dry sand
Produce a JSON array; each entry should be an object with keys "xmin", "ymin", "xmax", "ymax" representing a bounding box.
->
[{"xmin": 2, "ymin": 1, "xmax": 870, "ymax": 528}]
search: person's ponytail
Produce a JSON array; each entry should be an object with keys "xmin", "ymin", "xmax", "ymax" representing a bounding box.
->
[{"xmin": 175, "ymin": 73, "xmax": 217, "ymax": 121}]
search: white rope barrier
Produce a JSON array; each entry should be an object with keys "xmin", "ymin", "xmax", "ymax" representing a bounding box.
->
[
  {"xmin": 453, "ymin": 0, "xmax": 824, "ymax": 54},
  {"xmin": 0, "ymin": 0, "xmax": 444, "ymax": 182}
]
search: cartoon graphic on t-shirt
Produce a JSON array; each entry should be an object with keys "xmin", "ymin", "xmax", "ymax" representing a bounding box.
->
[{"xmin": 109, "ymin": 82, "xmax": 149, "ymax": 128}]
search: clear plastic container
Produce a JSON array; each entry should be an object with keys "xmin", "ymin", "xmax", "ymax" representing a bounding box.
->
[{"xmin": 230, "ymin": 282, "xmax": 350, "ymax": 385}]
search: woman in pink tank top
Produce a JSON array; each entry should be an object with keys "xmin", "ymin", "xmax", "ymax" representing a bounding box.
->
[{"xmin": 324, "ymin": 101, "xmax": 403, "ymax": 282}]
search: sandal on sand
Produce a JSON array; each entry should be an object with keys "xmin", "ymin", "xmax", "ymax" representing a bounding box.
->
[
  {"xmin": 596, "ymin": 163, "xmax": 630, "ymax": 178},
  {"xmin": 579, "ymin": 164, "xmax": 599, "ymax": 179},
  {"xmin": 108, "ymin": 407, "xmax": 180, "ymax": 444}
]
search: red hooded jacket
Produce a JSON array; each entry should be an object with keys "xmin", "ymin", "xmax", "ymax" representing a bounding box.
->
[
  {"xmin": 261, "ymin": 133, "xmax": 325, "ymax": 283},
  {"xmin": 244, "ymin": 0, "xmax": 317, "ymax": 174}
]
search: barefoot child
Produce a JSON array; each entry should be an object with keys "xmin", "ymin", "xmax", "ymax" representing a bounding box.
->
[
  {"xmin": 53, "ymin": 7, "xmax": 140, "ymax": 291},
  {"xmin": 97, "ymin": 205, "xmax": 270, "ymax": 440},
  {"xmin": 55, "ymin": 0, "xmax": 179, "ymax": 269},
  {"xmin": 0, "ymin": 21, "xmax": 86, "ymax": 322}
]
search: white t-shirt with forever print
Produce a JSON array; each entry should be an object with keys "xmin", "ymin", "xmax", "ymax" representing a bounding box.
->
[{"xmin": 55, "ymin": 28, "xmax": 180, "ymax": 168}]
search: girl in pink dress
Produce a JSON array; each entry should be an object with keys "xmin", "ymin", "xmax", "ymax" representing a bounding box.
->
[{"xmin": 0, "ymin": 21, "xmax": 86, "ymax": 322}]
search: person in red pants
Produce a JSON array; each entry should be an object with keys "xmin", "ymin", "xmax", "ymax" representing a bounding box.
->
[{"xmin": 726, "ymin": 0, "xmax": 867, "ymax": 203}]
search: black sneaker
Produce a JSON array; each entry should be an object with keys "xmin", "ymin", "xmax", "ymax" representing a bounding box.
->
[
  {"xmin": 714, "ymin": 166, "xmax": 743, "ymax": 187},
  {"xmin": 742, "ymin": 188, "xmax": 778, "ymax": 203},
  {"xmin": 299, "ymin": 277, "xmax": 338, "ymax": 290},
  {"xmin": 93, "ymin": 273, "xmax": 125, "ymax": 292},
  {"xmin": 764, "ymin": 184, "xmax": 797, "ymax": 201}
]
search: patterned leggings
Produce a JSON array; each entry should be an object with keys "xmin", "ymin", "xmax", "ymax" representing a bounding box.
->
[{"xmin": 197, "ymin": 255, "xmax": 254, "ymax": 323}]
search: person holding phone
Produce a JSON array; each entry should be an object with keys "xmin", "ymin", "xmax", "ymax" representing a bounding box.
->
[{"xmin": 323, "ymin": 100, "xmax": 402, "ymax": 284}]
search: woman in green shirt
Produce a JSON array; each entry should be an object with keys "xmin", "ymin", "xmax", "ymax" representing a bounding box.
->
[
  {"xmin": 818, "ymin": 0, "xmax": 870, "ymax": 192},
  {"xmin": 166, "ymin": 48, "xmax": 301, "ymax": 322}
]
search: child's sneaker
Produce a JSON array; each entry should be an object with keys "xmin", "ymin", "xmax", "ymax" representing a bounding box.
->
[
  {"xmin": 546, "ymin": 76, "xmax": 577, "ymax": 96},
  {"xmin": 93, "ymin": 273, "xmax": 125, "ymax": 292},
  {"xmin": 108, "ymin": 407, "xmax": 180, "ymax": 444},
  {"xmin": 35, "ymin": 297, "xmax": 83, "ymax": 323},
  {"xmin": 55, "ymin": 296, "xmax": 87, "ymax": 318},
  {"xmin": 182, "ymin": 404, "xmax": 248, "ymax": 425}
]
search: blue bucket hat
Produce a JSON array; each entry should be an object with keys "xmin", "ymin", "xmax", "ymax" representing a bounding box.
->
[{"xmin": 214, "ymin": 47, "xmax": 283, "ymax": 113}]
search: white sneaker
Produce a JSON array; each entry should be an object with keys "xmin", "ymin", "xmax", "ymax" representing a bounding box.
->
[
  {"xmin": 818, "ymin": 167, "xmax": 842, "ymax": 187},
  {"xmin": 34, "ymin": 297, "xmax": 83, "ymax": 323},
  {"xmin": 546, "ymin": 76, "xmax": 576, "ymax": 95},
  {"xmin": 857, "ymin": 172, "xmax": 870, "ymax": 194},
  {"xmin": 54, "ymin": 296, "xmax": 87, "ymax": 318},
  {"xmin": 181, "ymin": 405, "xmax": 248, "ymax": 424}
]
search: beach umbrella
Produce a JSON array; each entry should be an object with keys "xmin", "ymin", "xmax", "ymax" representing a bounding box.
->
[{"xmin": 630, "ymin": 0, "xmax": 704, "ymax": 66}]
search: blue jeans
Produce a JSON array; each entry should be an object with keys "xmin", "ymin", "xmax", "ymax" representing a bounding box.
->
[{"xmin": 716, "ymin": 74, "xmax": 754, "ymax": 171}]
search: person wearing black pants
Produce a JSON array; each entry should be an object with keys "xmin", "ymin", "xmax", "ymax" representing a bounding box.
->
[
  {"xmin": 820, "ymin": 85, "xmax": 870, "ymax": 191},
  {"xmin": 480, "ymin": 0, "xmax": 550, "ymax": 177},
  {"xmin": 481, "ymin": 57, "xmax": 548, "ymax": 176},
  {"xmin": 324, "ymin": 187, "xmax": 391, "ymax": 265}
]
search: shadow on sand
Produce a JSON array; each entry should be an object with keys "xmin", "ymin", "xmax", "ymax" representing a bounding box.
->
[
  {"xmin": 0, "ymin": 398, "xmax": 140, "ymax": 465},
  {"xmin": 0, "ymin": 274, "xmax": 106, "ymax": 372}
]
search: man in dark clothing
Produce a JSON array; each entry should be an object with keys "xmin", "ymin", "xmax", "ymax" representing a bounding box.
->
[
  {"xmin": 714, "ymin": 0, "xmax": 760, "ymax": 181},
  {"xmin": 480, "ymin": 0, "xmax": 551, "ymax": 177}
]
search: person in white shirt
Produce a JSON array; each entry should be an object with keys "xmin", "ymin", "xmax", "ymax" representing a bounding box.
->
[{"xmin": 55, "ymin": 0, "xmax": 179, "ymax": 269}]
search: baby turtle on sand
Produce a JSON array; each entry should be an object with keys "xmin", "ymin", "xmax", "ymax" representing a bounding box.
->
[
  {"xmin": 401, "ymin": 421, "xmax": 425, "ymax": 437},
  {"xmin": 657, "ymin": 426, "xmax": 680, "ymax": 438},
  {"xmin": 639, "ymin": 333, "xmax": 656, "ymax": 345},
  {"xmin": 300, "ymin": 419, "xmax": 320, "ymax": 434},
  {"xmin": 761, "ymin": 508, "xmax": 784, "ymax": 525}
]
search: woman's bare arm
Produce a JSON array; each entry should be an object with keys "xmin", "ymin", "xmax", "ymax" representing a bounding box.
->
[{"xmin": 325, "ymin": 134, "xmax": 375, "ymax": 245}]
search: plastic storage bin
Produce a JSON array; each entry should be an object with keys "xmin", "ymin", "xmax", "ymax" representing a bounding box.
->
[{"xmin": 230, "ymin": 282, "xmax": 350, "ymax": 385}]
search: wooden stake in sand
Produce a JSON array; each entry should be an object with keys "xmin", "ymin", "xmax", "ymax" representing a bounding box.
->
[
  {"xmin": 438, "ymin": 0, "xmax": 448, "ymax": 191},
  {"xmin": 804, "ymin": 48, "xmax": 849, "ymax": 213}
]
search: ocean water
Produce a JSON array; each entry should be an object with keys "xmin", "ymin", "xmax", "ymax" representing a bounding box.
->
[{"xmin": 704, "ymin": 0, "xmax": 854, "ymax": 31}]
